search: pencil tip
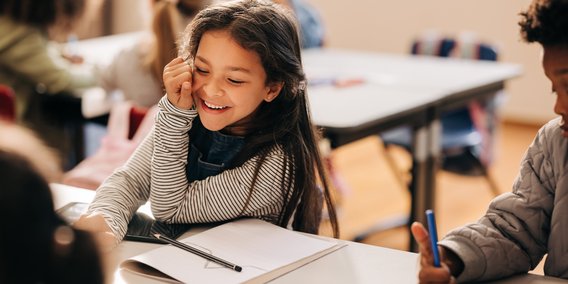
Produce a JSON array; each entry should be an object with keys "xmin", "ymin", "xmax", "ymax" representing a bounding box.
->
[{"xmin": 235, "ymin": 266, "xmax": 242, "ymax": 272}]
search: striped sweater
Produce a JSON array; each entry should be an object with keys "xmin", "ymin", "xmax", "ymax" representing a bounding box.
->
[{"xmin": 87, "ymin": 96, "xmax": 292, "ymax": 241}]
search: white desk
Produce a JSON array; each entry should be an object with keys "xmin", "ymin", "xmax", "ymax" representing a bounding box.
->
[
  {"xmin": 74, "ymin": 32, "xmax": 145, "ymax": 66},
  {"xmin": 51, "ymin": 183, "xmax": 567, "ymax": 283},
  {"xmin": 51, "ymin": 183, "xmax": 419, "ymax": 283}
]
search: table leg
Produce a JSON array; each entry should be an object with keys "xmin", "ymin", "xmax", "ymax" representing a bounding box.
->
[
  {"xmin": 409, "ymin": 123, "xmax": 429, "ymax": 252},
  {"xmin": 409, "ymin": 113, "xmax": 441, "ymax": 252}
]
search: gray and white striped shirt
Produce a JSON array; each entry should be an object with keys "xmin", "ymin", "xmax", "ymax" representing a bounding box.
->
[{"xmin": 87, "ymin": 96, "xmax": 292, "ymax": 241}]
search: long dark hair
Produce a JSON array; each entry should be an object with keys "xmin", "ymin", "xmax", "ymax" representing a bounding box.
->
[{"xmin": 179, "ymin": 0, "xmax": 339, "ymax": 237}]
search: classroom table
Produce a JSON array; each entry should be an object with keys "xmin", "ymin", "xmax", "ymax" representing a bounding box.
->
[
  {"xmin": 51, "ymin": 183, "xmax": 566, "ymax": 284},
  {"xmin": 302, "ymin": 49, "xmax": 521, "ymax": 250},
  {"xmin": 71, "ymin": 33, "xmax": 522, "ymax": 251}
]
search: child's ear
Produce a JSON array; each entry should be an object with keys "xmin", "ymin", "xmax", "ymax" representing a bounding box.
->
[{"xmin": 264, "ymin": 82, "xmax": 284, "ymax": 102}]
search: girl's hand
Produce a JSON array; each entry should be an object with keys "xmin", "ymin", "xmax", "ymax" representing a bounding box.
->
[
  {"xmin": 163, "ymin": 57, "xmax": 194, "ymax": 110},
  {"xmin": 411, "ymin": 222, "xmax": 458, "ymax": 284},
  {"xmin": 74, "ymin": 212, "xmax": 118, "ymax": 253}
]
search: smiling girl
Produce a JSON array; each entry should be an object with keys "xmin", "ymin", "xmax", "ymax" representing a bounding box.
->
[{"xmin": 75, "ymin": 0, "xmax": 339, "ymax": 248}]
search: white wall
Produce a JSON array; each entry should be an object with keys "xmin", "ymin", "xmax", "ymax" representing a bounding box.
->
[
  {"xmin": 309, "ymin": 0, "xmax": 555, "ymax": 125},
  {"xmin": 111, "ymin": 0, "xmax": 150, "ymax": 33}
]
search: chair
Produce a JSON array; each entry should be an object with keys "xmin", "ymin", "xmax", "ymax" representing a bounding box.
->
[
  {"xmin": 62, "ymin": 102, "xmax": 158, "ymax": 190},
  {"xmin": 380, "ymin": 33, "xmax": 502, "ymax": 197},
  {"xmin": 0, "ymin": 85, "xmax": 16, "ymax": 122}
]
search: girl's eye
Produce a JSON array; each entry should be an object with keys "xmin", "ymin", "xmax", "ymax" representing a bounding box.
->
[
  {"xmin": 228, "ymin": 78, "xmax": 244, "ymax": 85},
  {"xmin": 195, "ymin": 67, "xmax": 208, "ymax": 74}
]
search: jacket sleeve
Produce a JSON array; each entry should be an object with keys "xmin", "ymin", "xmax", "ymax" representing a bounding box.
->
[{"xmin": 439, "ymin": 121, "xmax": 558, "ymax": 282}]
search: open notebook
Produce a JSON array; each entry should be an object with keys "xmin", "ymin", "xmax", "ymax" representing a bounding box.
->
[{"xmin": 120, "ymin": 218, "xmax": 345, "ymax": 283}]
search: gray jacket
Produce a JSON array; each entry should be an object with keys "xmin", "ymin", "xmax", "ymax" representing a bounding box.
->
[{"xmin": 439, "ymin": 117, "xmax": 568, "ymax": 282}]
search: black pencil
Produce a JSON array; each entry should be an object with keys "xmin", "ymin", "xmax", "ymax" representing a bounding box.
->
[{"xmin": 153, "ymin": 233, "xmax": 242, "ymax": 272}]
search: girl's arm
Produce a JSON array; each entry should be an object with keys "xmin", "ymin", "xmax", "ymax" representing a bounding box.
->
[
  {"xmin": 84, "ymin": 128, "xmax": 156, "ymax": 241},
  {"xmin": 151, "ymin": 96, "xmax": 289, "ymax": 224},
  {"xmin": 438, "ymin": 120, "xmax": 560, "ymax": 282}
]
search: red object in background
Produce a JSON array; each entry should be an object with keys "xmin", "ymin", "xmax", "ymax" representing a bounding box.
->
[
  {"xmin": 0, "ymin": 85, "xmax": 16, "ymax": 122},
  {"xmin": 128, "ymin": 106, "xmax": 148, "ymax": 139}
]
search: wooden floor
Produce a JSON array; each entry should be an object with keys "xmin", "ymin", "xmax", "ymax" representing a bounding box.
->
[{"xmin": 319, "ymin": 121, "xmax": 545, "ymax": 274}]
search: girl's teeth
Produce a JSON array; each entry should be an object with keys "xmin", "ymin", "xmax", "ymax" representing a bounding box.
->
[{"xmin": 204, "ymin": 101, "xmax": 227, "ymax": 109}]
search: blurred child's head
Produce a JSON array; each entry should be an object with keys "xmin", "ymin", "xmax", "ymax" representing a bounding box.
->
[
  {"xmin": 179, "ymin": 0, "xmax": 305, "ymax": 136},
  {"xmin": 0, "ymin": 150, "xmax": 104, "ymax": 284},
  {"xmin": 0, "ymin": 122, "xmax": 104, "ymax": 283},
  {"xmin": 519, "ymin": 0, "xmax": 568, "ymax": 46},
  {"xmin": 0, "ymin": 0, "xmax": 86, "ymax": 31},
  {"xmin": 520, "ymin": 0, "xmax": 568, "ymax": 136}
]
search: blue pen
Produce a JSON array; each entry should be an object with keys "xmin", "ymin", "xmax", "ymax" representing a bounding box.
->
[{"xmin": 425, "ymin": 209, "xmax": 441, "ymax": 267}]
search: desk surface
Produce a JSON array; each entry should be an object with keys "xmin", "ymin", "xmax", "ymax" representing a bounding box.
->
[
  {"xmin": 51, "ymin": 183, "xmax": 419, "ymax": 283},
  {"xmin": 75, "ymin": 32, "xmax": 144, "ymax": 66},
  {"xmin": 303, "ymin": 48, "xmax": 521, "ymax": 134},
  {"xmin": 51, "ymin": 183, "xmax": 565, "ymax": 284}
]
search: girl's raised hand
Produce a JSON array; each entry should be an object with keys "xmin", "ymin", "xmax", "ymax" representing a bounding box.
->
[
  {"xmin": 163, "ymin": 57, "xmax": 194, "ymax": 110},
  {"xmin": 411, "ymin": 222, "xmax": 457, "ymax": 284}
]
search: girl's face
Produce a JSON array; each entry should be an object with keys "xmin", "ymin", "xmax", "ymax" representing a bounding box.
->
[
  {"xmin": 191, "ymin": 30, "xmax": 282, "ymax": 135},
  {"xmin": 543, "ymin": 45, "xmax": 568, "ymax": 137}
]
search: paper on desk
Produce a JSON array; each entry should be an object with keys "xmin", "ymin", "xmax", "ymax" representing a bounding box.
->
[{"xmin": 121, "ymin": 218, "xmax": 345, "ymax": 283}]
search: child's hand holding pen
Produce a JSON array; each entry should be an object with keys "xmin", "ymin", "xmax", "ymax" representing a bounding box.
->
[
  {"xmin": 411, "ymin": 218, "xmax": 464, "ymax": 284},
  {"xmin": 163, "ymin": 57, "xmax": 194, "ymax": 110}
]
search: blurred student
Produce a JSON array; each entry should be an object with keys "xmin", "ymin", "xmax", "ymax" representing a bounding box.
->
[
  {"xmin": 272, "ymin": 0, "xmax": 325, "ymax": 48},
  {"xmin": 411, "ymin": 0, "xmax": 568, "ymax": 282},
  {"xmin": 0, "ymin": 122, "xmax": 104, "ymax": 284},
  {"xmin": 97, "ymin": 0, "xmax": 209, "ymax": 107},
  {"xmin": 0, "ymin": 0, "xmax": 95, "ymax": 164},
  {"xmin": 215, "ymin": 0, "xmax": 325, "ymax": 48},
  {"xmin": 0, "ymin": 0, "xmax": 93, "ymax": 111}
]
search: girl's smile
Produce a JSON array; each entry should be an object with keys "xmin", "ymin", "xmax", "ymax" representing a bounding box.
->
[{"xmin": 197, "ymin": 97, "xmax": 230, "ymax": 112}]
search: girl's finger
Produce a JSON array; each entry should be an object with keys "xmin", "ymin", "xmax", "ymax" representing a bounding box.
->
[
  {"xmin": 164, "ymin": 57, "xmax": 185, "ymax": 69},
  {"xmin": 165, "ymin": 70, "xmax": 191, "ymax": 98},
  {"xmin": 177, "ymin": 81, "xmax": 194, "ymax": 110},
  {"xmin": 166, "ymin": 63, "xmax": 191, "ymax": 78}
]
